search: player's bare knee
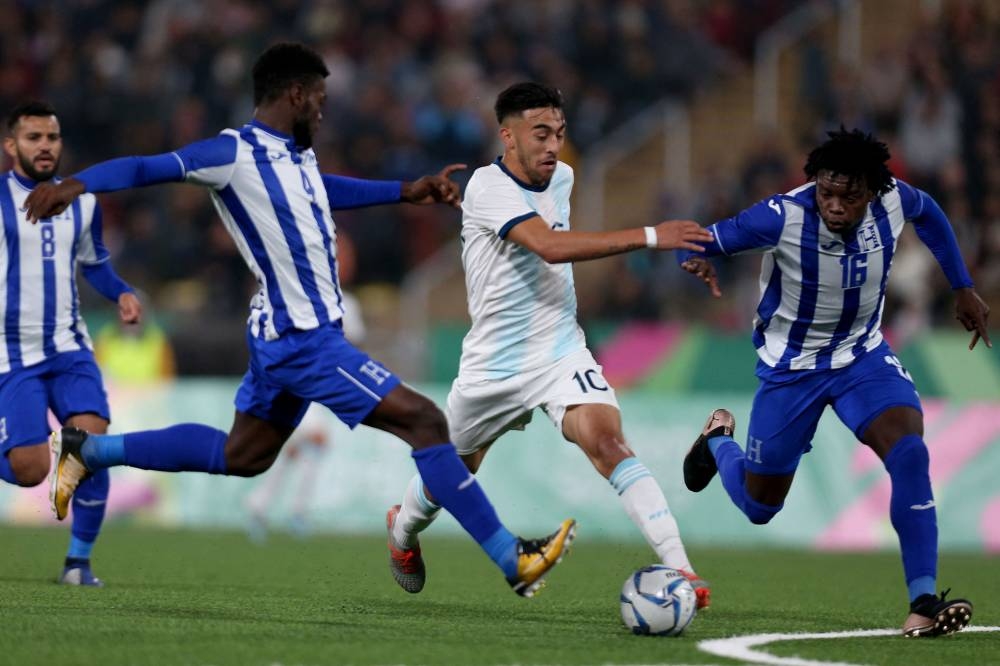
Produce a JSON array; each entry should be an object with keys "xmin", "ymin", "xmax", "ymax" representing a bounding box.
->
[
  {"xmin": 401, "ymin": 398, "xmax": 450, "ymax": 446},
  {"xmin": 8, "ymin": 447, "xmax": 50, "ymax": 486}
]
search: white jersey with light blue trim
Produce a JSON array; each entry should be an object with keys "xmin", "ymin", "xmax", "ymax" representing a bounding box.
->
[
  {"xmin": 457, "ymin": 159, "xmax": 586, "ymax": 380},
  {"xmin": 0, "ymin": 172, "xmax": 103, "ymax": 373},
  {"xmin": 171, "ymin": 122, "xmax": 344, "ymax": 340},
  {"xmin": 705, "ymin": 179, "xmax": 925, "ymax": 374}
]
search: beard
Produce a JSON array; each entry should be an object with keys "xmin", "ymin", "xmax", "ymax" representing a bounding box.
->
[
  {"xmin": 292, "ymin": 118, "xmax": 313, "ymax": 149},
  {"xmin": 18, "ymin": 153, "xmax": 59, "ymax": 182}
]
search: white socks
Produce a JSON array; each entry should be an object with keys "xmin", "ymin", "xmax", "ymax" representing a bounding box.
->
[
  {"xmin": 392, "ymin": 473, "xmax": 442, "ymax": 548},
  {"xmin": 611, "ymin": 458, "xmax": 693, "ymax": 573}
]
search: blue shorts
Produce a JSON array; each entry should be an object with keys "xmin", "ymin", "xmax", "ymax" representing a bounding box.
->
[
  {"xmin": 235, "ymin": 323, "xmax": 401, "ymax": 430},
  {"xmin": 0, "ymin": 350, "xmax": 110, "ymax": 454},
  {"xmin": 745, "ymin": 343, "xmax": 922, "ymax": 475}
]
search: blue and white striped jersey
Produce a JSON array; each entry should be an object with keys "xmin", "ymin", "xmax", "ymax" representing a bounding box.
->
[
  {"xmin": 703, "ymin": 179, "xmax": 931, "ymax": 375},
  {"xmin": 0, "ymin": 171, "xmax": 107, "ymax": 373},
  {"xmin": 169, "ymin": 120, "xmax": 344, "ymax": 340}
]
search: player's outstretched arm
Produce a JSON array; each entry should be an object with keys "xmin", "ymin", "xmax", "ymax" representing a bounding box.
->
[
  {"xmin": 322, "ymin": 164, "xmax": 466, "ymax": 211},
  {"xmin": 954, "ymin": 288, "xmax": 991, "ymax": 350},
  {"xmin": 23, "ymin": 177, "xmax": 85, "ymax": 222},
  {"xmin": 400, "ymin": 163, "xmax": 466, "ymax": 208},
  {"xmin": 506, "ymin": 216, "xmax": 712, "ymax": 264}
]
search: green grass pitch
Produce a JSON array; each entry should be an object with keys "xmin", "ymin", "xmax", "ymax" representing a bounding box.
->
[{"xmin": 1, "ymin": 525, "xmax": 997, "ymax": 665}]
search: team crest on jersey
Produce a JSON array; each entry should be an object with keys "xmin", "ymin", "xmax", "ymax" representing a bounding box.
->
[{"xmin": 856, "ymin": 222, "xmax": 883, "ymax": 252}]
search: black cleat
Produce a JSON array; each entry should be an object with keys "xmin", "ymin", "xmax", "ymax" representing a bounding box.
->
[
  {"xmin": 683, "ymin": 409, "xmax": 734, "ymax": 492},
  {"xmin": 903, "ymin": 589, "xmax": 973, "ymax": 637}
]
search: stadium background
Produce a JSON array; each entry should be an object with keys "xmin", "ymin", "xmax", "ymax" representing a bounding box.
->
[{"xmin": 1, "ymin": 0, "xmax": 998, "ymax": 552}]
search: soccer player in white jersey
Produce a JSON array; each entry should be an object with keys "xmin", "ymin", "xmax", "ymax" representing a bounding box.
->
[
  {"xmin": 678, "ymin": 128, "xmax": 990, "ymax": 636},
  {"xmin": 386, "ymin": 82, "xmax": 716, "ymax": 608},
  {"xmin": 25, "ymin": 44, "xmax": 574, "ymax": 598},
  {"xmin": 1, "ymin": 101, "xmax": 142, "ymax": 586}
]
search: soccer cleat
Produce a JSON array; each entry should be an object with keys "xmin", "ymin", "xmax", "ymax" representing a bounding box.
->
[
  {"xmin": 507, "ymin": 518, "xmax": 577, "ymax": 598},
  {"xmin": 902, "ymin": 589, "xmax": 973, "ymax": 637},
  {"xmin": 49, "ymin": 427, "xmax": 92, "ymax": 521},
  {"xmin": 59, "ymin": 559, "xmax": 104, "ymax": 587},
  {"xmin": 683, "ymin": 408, "xmax": 735, "ymax": 493},
  {"xmin": 386, "ymin": 505, "xmax": 426, "ymax": 593},
  {"xmin": 680, "ymin": 570, "xmax": 711, "ymax": 610}
]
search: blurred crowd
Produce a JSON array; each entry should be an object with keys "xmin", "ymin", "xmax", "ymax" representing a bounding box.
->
[
  {"xmin": 605, "ymin": 0, "xmax": 1000, "ymax": 345},
  {"xmin": 2, "ymin": 0, "xmax": 991, "ymax": 373}
]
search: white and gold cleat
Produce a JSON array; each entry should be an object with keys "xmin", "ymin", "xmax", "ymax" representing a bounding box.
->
[
  {"xmin": 507, "ymin": 518, "xmax": 577, "ymax": 598},
  {"xmin": 49, "ymin": 427, "xmax": 92, "ymax": 521}
]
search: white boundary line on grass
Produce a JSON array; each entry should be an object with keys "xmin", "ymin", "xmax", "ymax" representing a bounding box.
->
[{"xmin": 697, "ymin": 625, "xmax": 1000, "ymax": 666}]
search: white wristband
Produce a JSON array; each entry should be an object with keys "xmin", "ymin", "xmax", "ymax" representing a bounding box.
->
[{"xmin": 644, "ymin": 226, "xmax": 657, "ymax": 248}]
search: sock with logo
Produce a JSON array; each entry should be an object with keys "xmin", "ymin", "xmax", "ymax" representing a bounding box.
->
[
  {"xmin": 411, "ymin": 444, "xmax": 517, "ymax": 577},
  {"xmin": 393, "ymin": 473, "xmax": 442, "ymax": 548},
  {"xmin": 884, "ymin": 434, "xmax": 937, "ymax": 602},
  {"xmin": 610, "ymin": 457, "xmax": 692, "ymax": 572},
  {"xmin": 67, "ymin": 468, "xmax": 109, "ymax": 558}
]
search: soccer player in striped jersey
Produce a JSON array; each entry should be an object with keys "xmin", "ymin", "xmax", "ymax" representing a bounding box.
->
[
  {"xmin": 386, "ymin": 82, "xmax": 715, "ymax": 607},
  {"xmin": 1, "ymin": 101, "xmax": 141, "ymax": 586},
  {"xmin": 25, "ymin": 44, "xmax": 574, "ymax": 597},
  {"xmin": 678, "ymin": 128, "xmax": 990, "ymax": 636}
]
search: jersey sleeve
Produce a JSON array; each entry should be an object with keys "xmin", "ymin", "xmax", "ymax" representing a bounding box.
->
[
  {"xmin": 172, "ymin": 133, "xmax": 239, "ymax": 189},
  {"xmin": 677, "ymin": 197, "xmax": 785, "ymax": 264},
  {"xmin": 321, "ymin": 174, "xmax": 402, "ymax": 209},
  {"xmin": 468, "ymin": 174, "xmax": 540, "ymax": 239},
  {"xmin": 894, "ymin": 179, "xmax": 926, "ymax": 220}
]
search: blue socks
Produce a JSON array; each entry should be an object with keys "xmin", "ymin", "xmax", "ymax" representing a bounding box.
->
[
  {"xmin": 412, "ymin": 444, "xmax": 518, "ymax": 577},
  {"xmin": 884, "ymin": 434, "xmax": 937, "ymax": 602},
  {"xmin": 83, "ymin": 424, "xmax": 227, "ymax": 474},
  {"xmin": 711, "ymin": 435, "xmax": 783, "ymax": 525}
]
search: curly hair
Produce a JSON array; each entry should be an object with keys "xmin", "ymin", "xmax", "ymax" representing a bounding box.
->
[{"xmin": 803, "ymin": 127, "xmax": 894, "ymax": 196}]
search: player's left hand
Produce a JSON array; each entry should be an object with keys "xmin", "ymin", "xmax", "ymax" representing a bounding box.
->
[
  {"xmin": 22, "ymin": 178, "xmax": 86, "ymax": 223},
  {"xmin": 118, "ymin": 291, "xmax": 143, "ymax": 325},
  {"xmin": 955, "ymin": 287, "xmax": 991, "ymax": 350},
  {"xmin": 681, "ymin": 257, "xmax": 722, "ymax": 298},
  {"xmin": 401, "ymin": 164, "xmax": 466, "ymax": 208}
]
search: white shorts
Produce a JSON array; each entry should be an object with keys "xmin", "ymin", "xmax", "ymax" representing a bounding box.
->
[{"xmin": 446, "ymin": 349, "xmax": 620, "ymax": 455}]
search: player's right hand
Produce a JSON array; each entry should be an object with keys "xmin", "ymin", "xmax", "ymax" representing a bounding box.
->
[
  {"xmin": 22, "ymin": 178, "xmax": 85, "ymax": 223},
  {"xmin": 653, "ymin": 220, "xmax": 714, "ymax": 252},
  {"xmin": 681, "ymin": 256, "xmax": 722, "ymax": 298}
]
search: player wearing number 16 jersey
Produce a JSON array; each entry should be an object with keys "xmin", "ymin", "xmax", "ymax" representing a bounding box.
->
[
  {"xmin": 678, "ymin": 127, "xmax": 990, "ymax": 637},
  {"xmin": 387, "ymin": 82, "xmax": 714, "ymax": 607}
]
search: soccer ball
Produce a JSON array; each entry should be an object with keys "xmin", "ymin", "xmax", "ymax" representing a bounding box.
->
[{"xmin": 620, "ymin": 565, "xmax": 697, "ymax": 636}]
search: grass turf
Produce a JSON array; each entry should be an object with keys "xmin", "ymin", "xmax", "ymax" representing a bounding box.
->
[{"xmin": 1, "ymin": 525, "xmax": 997, "ymax": 665}]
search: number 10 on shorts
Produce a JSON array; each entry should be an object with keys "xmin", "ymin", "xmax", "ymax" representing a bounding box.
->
[{"xmin": 572, "ymin": 369, "xmax": 608, "ymax": 393}]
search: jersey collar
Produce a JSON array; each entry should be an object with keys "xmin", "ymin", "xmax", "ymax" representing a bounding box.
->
[
  {"xmin": 494, "ymin": 156, "xmax": 551, "ymax": 192},
  {"xmin": 248, "ymin": 118, "xmax": 302, "ymax": 152}
]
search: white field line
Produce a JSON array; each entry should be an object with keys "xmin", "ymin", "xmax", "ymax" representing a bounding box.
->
[{"xmin": 697, "ymin": 625, "xmax": 1000, "ymax": 666}]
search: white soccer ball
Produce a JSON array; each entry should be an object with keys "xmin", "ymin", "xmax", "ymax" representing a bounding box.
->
[{"xmin": 620, "ymin": 565, "xmax": 697, "ymax": 636}]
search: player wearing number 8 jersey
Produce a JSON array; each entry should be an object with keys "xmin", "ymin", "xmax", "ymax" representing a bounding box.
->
[
  {"xmin": 678, "ymin": 127, "xmax": 990, "ymax": 637},
  {"xmin": 1, "ymin": 101, "xmax": 141, "ymax": 586},
  {"xmin": 387, "ymin": 82, "xmax": 715, "ymax": 607}
]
